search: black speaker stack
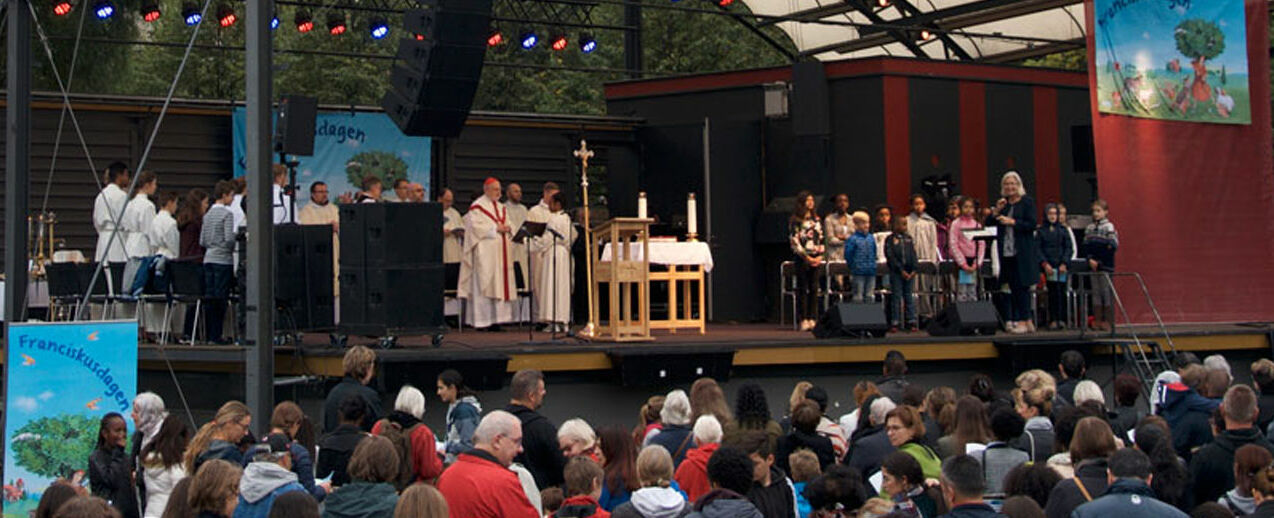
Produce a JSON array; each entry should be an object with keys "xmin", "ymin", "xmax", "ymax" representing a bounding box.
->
[
  {"xmin": 382, "ymin": 0, "xmax": 492, "ymax": 138},
  {"xmin": 275, "ymin": 224, "xmax": 335, "ymax": 331},
  {"xmin": 276, "ymin": 95, "xmax": 318, "ymax": 156},
  {"xmin": 812, "ymin": 303, "xmax": 890, "ymax": 339},
  {"xmin": 339, "ymin": 203, "xmax": 446, "ymax": 336}
]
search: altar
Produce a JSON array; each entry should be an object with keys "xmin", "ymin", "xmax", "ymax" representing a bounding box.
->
[{"xmin": 602, "ymin": 240, "xmax": 713, "ymax": 334}]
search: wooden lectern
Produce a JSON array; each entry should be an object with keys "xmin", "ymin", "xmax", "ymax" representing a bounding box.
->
[{"xmin": 589, "ymin": 218, "xmax": 654, "ymax": 342}]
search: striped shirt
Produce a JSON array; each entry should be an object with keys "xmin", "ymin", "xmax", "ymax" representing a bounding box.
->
[{"xmin": 200, "ymin": 204, "xmax": 237, "ymax": 265}]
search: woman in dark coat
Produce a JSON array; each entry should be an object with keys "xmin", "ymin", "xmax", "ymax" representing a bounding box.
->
[{"xmin": 986, "ymin": 171, "xmax": 1040, "ymax": 334}]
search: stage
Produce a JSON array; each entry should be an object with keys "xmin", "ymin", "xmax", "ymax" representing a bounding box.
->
[{"xmin": 133, "ymin": 322, "xmax": 1274, "ymax": 379}]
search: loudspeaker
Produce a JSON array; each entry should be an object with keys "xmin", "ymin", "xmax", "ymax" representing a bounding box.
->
[
  {"xmin": 340, "ymin": 264, "xmax": 445, "ymax": 334},
  {"xmin": 275, "ymin": 224, "xmax": 335, "ymax": 330},
  {"xmin": 276, "ymin": 95, "xmax": 318, "ymax": 156},
  {"xmin": 928, "ymin": 301, "xmax": 1000, "ymax": 336},
  {"xmin": 791, "ymin": 61, "xmax": 830, "ymax": 136},
  {"xmin": 340, "ymin": 203, "xmax": 443, "ymax": 267},
  {"xmin": 813, "ymin": 303, "xmax": 889, "ymax": 338},
  {"xmin": 382, "ymin": 0, "xmax": 492, "ymax": 138}
]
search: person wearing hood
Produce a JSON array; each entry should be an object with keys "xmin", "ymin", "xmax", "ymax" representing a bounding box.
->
[
  {"xmin": 847, "ymin": 397, "xmax": 897, "ymax": 481},
  {"xmin": 1043, "ymin": 418, "xmax": 1117, "ymax": 518},
  {"xmin": 555, "ymin": 458, "xmax": 611, "ymax": 518},
  {"xmin": 1219, "ymin": 444, "xmax": 1272, "ymax": 515},
  {"xmin": 733, "ymin": 430, "xmax": 797, "ymax": 518},
  {"xmin": 676, "ymin": 416, "xmax": 723, "ymax": 503},
  {"xmin": 687, "ymin": 446, "xmax": 762, "ymax": 518},
  {"xmin": 233, "ymin": 435, "xmax": 307, "ymax": 518},
  {"xmin": 185, "ymin": 401, "xmax": 252, "ymax": 475},
  {"xmin": 615, "ymin": 446, "xmax": 691, "ymax": 518},
  {"xmin": 437, "ymin": 411, "xmax": 540, "ymax": 518},
  {"xmin": 89, "ymin": 413, "xmax": 140, "ymax": 518},
  {"xmin": 322, "ymin": 436, "xmax": 399, "ymax": 518},
  {"xmin": 1010, "ymin": 385, "xmax": 1056, "ymax": 462},
  {"xmin": 506, "ymin": 369, "xmax": 568, "ymax": 489},
  {"xmin": 1071, "ymin": 449, "xmax": 1188, "ymax": 518},
  {"xmin": 1190, "ymin": 385, "xmax": 1274, "ymax": 506},
  {"xmin": 131, "ymin": 392, "xmax": 168, "ymax": 514},
  {"xmin": 436, "ymin": 369, "xmax": 481, "ymax": 465},
  {"xmin": 371, "ymin": 385, "xmax": 442, "ymax": 486},
  {"xmin": 266, "ymin": 403, "xmax": 327, "ymax": 502},
  {"xmin": 1161, "ymin": 366, "xmax": 1226, "ymax": 459}
]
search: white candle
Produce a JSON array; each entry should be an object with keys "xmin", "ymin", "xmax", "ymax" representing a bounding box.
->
[
  {"xmin": 638, "ymin": 192, "xmax": 647, "ymax": 219},
  {"xmin": 687, "ymin": 193, "xmax": 697, "ymax": 235}
]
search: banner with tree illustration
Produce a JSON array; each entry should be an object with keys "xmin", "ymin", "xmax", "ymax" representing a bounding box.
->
[
  {"xmin": 232, "ymin": 108, "xmax": 432, "ymax": 204},
  {"xmin": 3, "ymin": 321, "xmax": 137, "ymax": 518},
  {"xmin": 1094, "ymin": 0, "xmax": 1250, "ymax": 125}
]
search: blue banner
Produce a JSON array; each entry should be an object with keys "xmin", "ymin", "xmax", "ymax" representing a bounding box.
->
[
  {"xmin": 232, "ymin": 108, "xmax": 432, "ymax": 203},
  {"xmin": 3, "ymin": 321, "xmax": 138, "ymax": 518},
  {"xmin": 1094, "ymin": 0, "xmax": 1251, "ymax": 125}
]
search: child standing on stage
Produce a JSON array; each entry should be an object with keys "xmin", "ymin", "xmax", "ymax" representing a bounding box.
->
[
  {"xmin": 947, "ymin": 196, "xmax": 985, "ymax": 302},
  {"xmin": 1083, "ymin": 199, "xmax": 1119, "ymax": 330},
  {"xmin": 1037, "ymin": 203, "xmax": 1074, "ymax": 329},
  {"xmin": 844, "ymin": 211, "xmax": 877, "ymax": 303},
  {"xmin": 886, "ymin": 218, "xmax": 919, "ymax": 332}
]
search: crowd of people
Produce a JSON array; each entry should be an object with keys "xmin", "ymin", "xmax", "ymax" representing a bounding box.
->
[
  {"xmin": 788, "ymin": 171, "xmax": 1119, "ymax": 335},
  {"xmin": 39, "ymin": 343, "xmax": 1274, "ymax": 518}
]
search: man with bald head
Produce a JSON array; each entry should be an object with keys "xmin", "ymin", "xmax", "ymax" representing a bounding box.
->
[
  {"xmin": 458, "ymin": 177, "xmax": 519, "ymax": 330},
  {"xmin": 437, "ymin": 410, "xmax": 539, "ymax": 518},
  {"xmin": 505, "ymin": 183, "xmax": 530, "ymax": 301},
  {"xmin": 408, "ymin": 183, "xmax": 424, "ymax": 203}
]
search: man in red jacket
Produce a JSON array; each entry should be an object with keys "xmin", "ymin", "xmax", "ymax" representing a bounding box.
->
[
  {"xmin": 675, "ymin": 415, "xmax": 724, "ymax": 502},
  {"xmin": 437, "ymin": 410, "xmax": 539, "ymax": 518}
]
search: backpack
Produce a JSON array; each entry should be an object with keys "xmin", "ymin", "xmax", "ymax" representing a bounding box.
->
[{"xmin": 375, "ymin": 418, "xmax": 422, "ymax": 490}]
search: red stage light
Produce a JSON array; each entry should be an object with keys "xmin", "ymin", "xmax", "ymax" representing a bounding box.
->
[
  {"xmin": 216, "ymin": 4, "xmax": 236, "ymax": 27},
  {"xmin": 487, "ymin": 29, "xmax": 503, "ymax": 47},
  {"xmin": 144, "ymin": 9, "xmax": 161, "ymax": 21},
  {"xmin": 717, "ymin": 0, "xmax": 733, "ymax": 5},
  {"xmin": 298, "ymin": 20, "xmax": 313, "ymax": 32},
  {"xmin": 415, "ymin": 34, "xmax": 424, "ymax": 40},
  {"xmin": 550, "ymin": 34, "xmax": 568, "ymax": 51},
  {"xmin": 53, "ymin": 0, "xmax": 72, "ymax": 16}
]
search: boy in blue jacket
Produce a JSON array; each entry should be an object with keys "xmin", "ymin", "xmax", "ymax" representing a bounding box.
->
[
  {"xmin": 886, "ymin": 218, "xmax": 919, "ymax": 332},
  {"xmin": 843, "ymin": 211, "xmax": 878, "ymax": 303}
]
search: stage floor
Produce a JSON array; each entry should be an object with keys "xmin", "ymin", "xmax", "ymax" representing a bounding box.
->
[{"xmin": 137, "ymin": 322, "xmax": 1274, "ymax": 376}]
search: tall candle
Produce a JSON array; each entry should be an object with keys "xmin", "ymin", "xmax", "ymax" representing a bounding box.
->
[
  {"xmin": 638, "ymin": 192, "xmax": 648, "ymax": 219},
  {"xmin": 687, "ymin": 193, "xmax": 697, "ymax": 236}
]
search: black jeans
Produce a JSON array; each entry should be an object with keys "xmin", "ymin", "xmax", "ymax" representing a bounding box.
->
[
  {"xmin": 1046, "ymin": 280, "xmax": 1067, "ymax": 325},
  {"xmin": 1001, "ymin": 256, "xmax": 1033, "ymax": 322},
  {"xmin": 796, "ymin": 259, "xmax": 821, "ymax": 321},
  {"xmin": 202, "ymin": 263, "xmax": 233, "ymax": 343}
]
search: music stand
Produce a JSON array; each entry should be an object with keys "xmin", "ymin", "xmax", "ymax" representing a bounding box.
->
[{"xmin": 514, "ymin": 222, "xmax": 547, "ymax": 341}]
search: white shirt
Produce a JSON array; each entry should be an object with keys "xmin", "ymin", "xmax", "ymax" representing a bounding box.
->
[
  {"xmin": 272, "ymin": 184, "xmax": 293, "ymax": 224},
  {"xmin": 230, "ymin": 193, "xmax": 247, "ymax": 229},
  {"xmin": 121, "ymin": 193, "xmax": 157, "ymax": 258},
  {"xmin": 93, "ymin": 184, "xmax": 129, "ymax": 262},
  {"xmin": 148, "ymin": 209, "xmax": 179, "ymax": 259}
]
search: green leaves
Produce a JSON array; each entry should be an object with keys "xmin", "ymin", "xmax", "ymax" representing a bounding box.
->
[
  {"xmin": 10, "ymin": 414, "xmax": 99, "ymax": 479},
  {"xmin": 1174, "ymin": 18, "xmax": 1225, "ymax": 61}
]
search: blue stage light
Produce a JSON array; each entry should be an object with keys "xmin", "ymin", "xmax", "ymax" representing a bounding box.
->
[
  {"xmin": 271, "ymin": 16, "xmax": 280, "ymax": 29},
  {"xmin": 580, "ymin": 34, "xmax": 597, "ymax": 53},
  {"xmin": 520, "ymin": 28, "xmax": 538, "ymax": 49},
  {"xmin": 93, "ymin": 0, "xmax": 114, "ymax": 19},
  {"xmin": 370, "ymin": 17, "xmax": 389, "ymax": 39}
]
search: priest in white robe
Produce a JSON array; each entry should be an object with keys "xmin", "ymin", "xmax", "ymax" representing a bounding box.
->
[
  {"xmin": 504, "ymin": 183, "xmax": 529, "ymax": 290},
  {"xmin": 94, "ymin": 163, "xmax": 131, "ymax": 264},
  {"xmin": 439, "ymin": 188, "xmax": 463, "ymax": 265},
  {"xmin": 531, "ymin": 193, "xmax": 577, "ymax": 331},
  {"xmin": 457, "ymin": 177, "xmax": 518, "ymax": 329},
  {"xmin": 525, "ymin": 181, "xmax": 560, "ymax": 325}
]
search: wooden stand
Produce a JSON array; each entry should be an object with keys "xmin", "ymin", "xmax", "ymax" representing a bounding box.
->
[
  {"xmin": 590, "ymin": 218, "xmax": 654, "ymax": 342},
  {"xmin": 650, "ymin": 264, "xmax": 706, "ymax": 334}
]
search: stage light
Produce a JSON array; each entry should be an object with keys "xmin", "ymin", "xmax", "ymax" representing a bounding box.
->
[
  {"xmin": 92, "ymin": 0, "xmax": 114, "ymax": 19},
  {"xmin": 579, "ymin": 34, "xmax": 597, "ymax": 53},
  {"xmin": 549, "ymin": 32, "xmax": 568, "ymax": 51},
  {"xmin": 716, "ymin": 0, "xmax": 734, "ymax": 6},
  {"xmin": 216, "ymin": 4, "xmax": 236, "ymax": 27},
  {"xmin": 295, "ymin": 10, "xmax": 313, "ymax": 32},
  {"xmin": 919, "ymin": 28, "xmax": 935, "ymax": 41},
  {"xmin": 141, "ymin": 0, "xmax": 160, "ymax": 21},
  {"xmin": 487, "ymin": 27, "xmax": 503, "ymax": 47},
  {"xmin": 52, "ymin": 0, "xmax": 73, "ymax": 16},
  {"xmin": 415, "ymin": 34, "xmax": 424, "ymax": 40},
  {"xmin": 271, "ymin": 15, "xmax": 280, "ymax": 29},
  {"xmin": 519, "ymin": 28, "xmax": 537, "ymax": 49},
  {"xmin": 182, "ymin": 2, "xmax": 201, "ymax": 25},
  {"xmin": 369, "ymin": 16, "xmax": 388, "ymax": 39},
  {"xmin": 326, "ymin": 12, "xmax": 346, "ymax": 35},
  {"xmin": 877, "ymin": 0, "xmax": 890, "ymax": 6}
]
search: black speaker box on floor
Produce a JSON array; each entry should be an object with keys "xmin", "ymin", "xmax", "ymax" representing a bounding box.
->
[
  {"xmin": 928, "ymin": 301, "xmax": 1000, "ymax": 336},
  {"xmin": 609, "ymin": 348, "xmax": 735, "ymax": 387},
  {"xmin": 275, "ymin": 224, "xmax": 334, "ymax": 330},
  {"xmin": 276, "ymin": 95, "xmax": 318, "ymax": 156},
  {"xmin": 813, "ymin": 303, "xmax": 889, "ymax": 338},
  {"xmin": 340, "ymin": 264, "xmax": 444, "ymax": 334}
]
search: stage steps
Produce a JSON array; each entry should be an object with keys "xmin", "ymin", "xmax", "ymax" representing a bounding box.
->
[{"xmin": 1078, "ymin": 271, "xmax": 1180, "ymax": 399}]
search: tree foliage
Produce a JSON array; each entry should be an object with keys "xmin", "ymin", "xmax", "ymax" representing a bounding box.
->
[
  {"xmin": 345, "ymin": 150, "xmax": 408, "ymax": 186},
  {"xmin": 1174, "ymin": 18, "xmax": 1225, "ymax": 61},
  {"xmin": 10, "ymin": 414, "xmax": 98, "ymax": 480},
  {"xmin": 1019, "ymin": 49, "xmax": 1086, "ymax": 71}
]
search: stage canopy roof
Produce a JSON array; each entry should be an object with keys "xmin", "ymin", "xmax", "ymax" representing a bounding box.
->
[{"xmin": 742, "ymin": 0, "xmax": 1085, "ymax": 63}]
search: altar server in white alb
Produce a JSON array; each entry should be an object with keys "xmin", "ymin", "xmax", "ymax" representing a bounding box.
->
[
  {"xmin": 122, "ymin": 171, "xmax": 160, "ymax": 259},
  {"xmin": 94, "ymin": 162, "xmax": 132, "ymax": 264},
  {"xmin": 531, "ymin": 192, "xmax": 577, "ymax": 331},
  {"xmin": 149, "ymin": 191, "xmax": 181, "ymax": 259},
  {"xmin": 439, "ymin": 188, "xmax": 463, "ymax": 265},
  {"xmin": 526, "ymin": 181, "xmax": 561, "ymax": 325},
  {"xmin": 504, "ymin": 183, "xmax": 530, "ymax": 288},
  {"xmin": 458, "ymin": 177, "xmax": 519, "ymax": 330}
]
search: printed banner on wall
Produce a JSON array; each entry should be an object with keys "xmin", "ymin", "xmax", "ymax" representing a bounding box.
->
[
  {"xmin": 3, "ymin": 321, "xmax": 138, "ymax": 518},
  {"xmin": 1094, "ymin": 0, "xmax": 1250, "ymax": 125},
  {"xmin": 232, "ymin": 108, "xmax": 432, "ymax": 204}
]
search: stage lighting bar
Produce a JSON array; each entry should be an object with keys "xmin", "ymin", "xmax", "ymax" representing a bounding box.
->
[
  {"xmin": 182, "ymin": 2, "xmax": 201, "ymax": 24},
  {"xmin": 52, "ymin": 0, "xmax": 73, "ymax": 16}
]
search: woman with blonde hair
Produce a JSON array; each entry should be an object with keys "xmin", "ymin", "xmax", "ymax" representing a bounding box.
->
[
  {"xmin": 392, "ymin": 485, "xmax": 448, "ymax": 518},
  {"xmin": 184, "ymin": 401, "xmax": 251, "ymax": 474},
  {"xmin": 1011, "ymin": 385, "xmax": 1057, "ymax": 462},
  {"xmin": 187, "ymin": 460, "xmax": 242, "ymax": 518},
  {"xmin": 611, "ymin": 446, "xmax": 689, "ymax": 518},
  {"xmin": 985, "ymin": 171, "xmax": 1039, "ymax": 334}
]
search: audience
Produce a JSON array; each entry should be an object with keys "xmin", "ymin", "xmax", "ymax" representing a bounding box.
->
[
  {"xmin": 507, "ymin": 369, "xmax": 568, "ymax": 489},
  {"xmin": 777, "ymin": 400, "xmax": 837, "ymax": 473},
  {"xmin": 1001, "ymin": 462, "xmax": 1060, "ymax": 510},
  {"xmin": 322, "ymin": 346, "xmax": 383, "ymax": 433},
  {"xmin": 269, "ymin": 492, "xmax": 320, "ymax": 518},
  {"xmin": 675, "ymin": 415, "xmax": 723, "ymax": 503},
  {"xmin": 316, "ymin": 397, "xmax": 369, "ymax": 486},
  {"xmin": 885, "ymin": 405, "xmax": 942, "ymax": 481},
  {"xmin": 557, "ymin": 457, "xmax": 611, "ymax": 518},
  {"xmin": 189, "ymin": 460, "xmax": 243, "ymax": 518},
  {"xmin": 436, "ymin": 369, "xmax": 482, "ymax": 465},
  {"xmin": 649, "ymin": 390, "xmax": 695, "ymax": 468},
  {"xmin": 436, "ymin": 411, "xmax": 539, "ymax": 518},
  {"xmin": 321, "ymin": 436, "xmax": 399, "ymax": 518},
  {"xmin": 687, "ymin": 446, "xmax": 761, "ymax": 518},
  {"xmin": 598, "ymin": 425, "xmax": 640, "ymax": 511},
  {"xmin": 804, "ymin": 466, "xmax": 868, "ymax": 518},
  {"xmin": 1219, "ymin": 444, "xmax": 1272, "ymax": 515},
  {"xmin": 612, "ymin": 446, "xmax": 689, "ymax": 518},
  {"xmin": 881, "ymin": 451, "xmax": 939, "ymax": 517},
  {"xmin": 1071, "ymin": 448, "xmax": 1188, "ymax": 518},
  {"xmin": 1189, "ymin": 385, "xmax": 1274, "ymax": 506},
  {"xmin": 1054, "ymin": 350, "xmax": 1086, "ymax": 409},
  {"xmin": 979, "ymin": 407, "xmax": 1029, "ymax": 495},
  {"xmin": 787, "ymin": 450, "xmax": 820, "ymax": 518},
  {"xmin": 732, "ymin": 430, "xmax": 797, "ymax": 518},
  {"xmin": 847, "ymin": 397, "xmax": 897, "ymax": 480},
  {"xmin": 938, "ymin": 455, "xmax": 997, "ymax": 518},
  {"xmin": 371, "ymin": 385, "xmax": 443, "ymax": 487},
  {"xmin": 1247, "ymin": 464, "xmax": 1274, "ymax": 518},
  {"xmin": 938, "ymin": 396, "xmax": 990, "ymax": 460},
  {"xmin": 1252, "ymin": 359, "xmax": 1274, "ymax": 433},
  {"xmin": 235, "ymin": 435, "xmax": 306, "ymax": 518},
  {"xmin": 90, "ymin": 412, "xmax": 140, "ymax": 518},
  {"xmin": 1043, "ymin": 417, "xmax": 1117, "ymax": 518}
]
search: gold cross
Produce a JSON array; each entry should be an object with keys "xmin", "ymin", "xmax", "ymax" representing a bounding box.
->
[{"xmin": 573, "ymin": 139, "xmax": 594, "ymax": 170}]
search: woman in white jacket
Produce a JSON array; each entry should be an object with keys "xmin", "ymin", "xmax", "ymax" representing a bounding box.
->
[{"xmin": 140, "ymin": 415, "xmax": 189, "ymax": 518}]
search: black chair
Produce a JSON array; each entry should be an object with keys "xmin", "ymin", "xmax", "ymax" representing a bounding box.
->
[
  {"xmin": 44, "ymin": 262, "xmax": 82, "ymax": 321},
  {"xmin": 166, "ymin": 261, "xmax": 204, "ymax": 345},
  {"xmin": 75, "ymin": 263, "xmax": 113, "ymax": 320}
]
